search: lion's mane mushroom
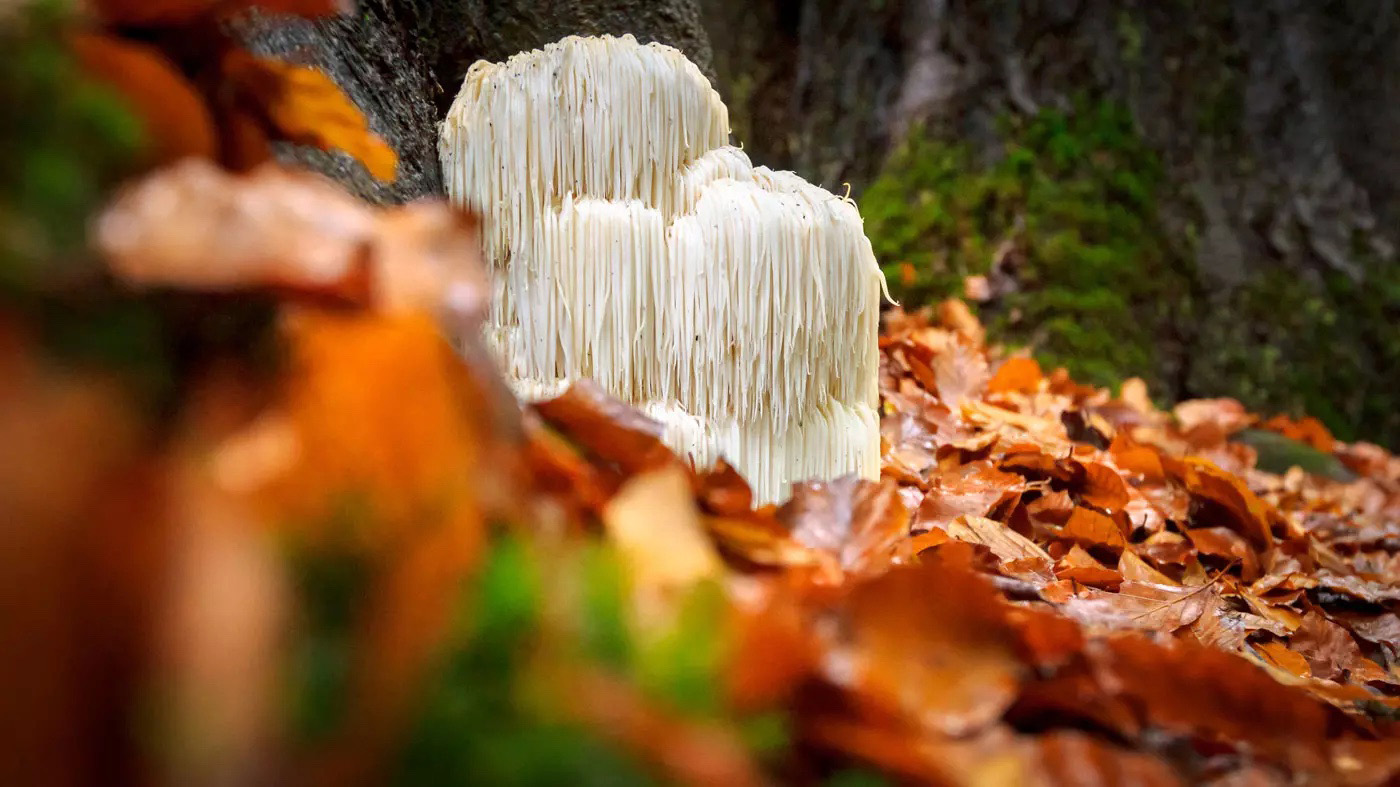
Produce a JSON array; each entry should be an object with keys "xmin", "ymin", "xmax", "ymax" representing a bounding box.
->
[{"xmin": 440, "ymin": 34, "xmax": 887, "ymax": 503}]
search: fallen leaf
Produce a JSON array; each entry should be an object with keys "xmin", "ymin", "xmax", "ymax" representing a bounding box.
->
[
  {"xmin": 1185, "ymin": 527, "xmax": 1258, "ymax": 580},
  {"xmin": 1060, "ymin": 506, "xmax": 1127, "ymax": 553},
  {"xmin": 1290, "ymin": 612, "xmax": 1388, "ymax": 684},
  {"xmin": 603, "ymin": 465, "xmax": 722, "ymax": 600},
  {"xmin": 784, "ymin": 478, "xmax": 908, "ymax": 575},
  {"xmin": 97, "ymin": 161, "xmax": 484, "ymax": 318},
  {"xmin": 68, "ymin": 32, "xmax": 216, "ymax": 165},
  {"xmin": 534, "ymin": 381, "xmax": 677, "ymax": 475},
  {"xmin": 1049, "ymin": 580, "xmax": 1213, "ymax": 632},
  {"xmin": 842, "ymin": 561, "xmax": 1022, "ymax": 737},
  {"xmin": 945, "ymin": 514, "xmax": 1052, "ymax": 574},
  {"xmin": 1253, "ymin": 640, "xmax": 1312, "ymax": 679},
  {"xmin": 1054, "ymin": 545, "xmax": 1122, "ymax": 588},
  {"xmin": 1074, "ymin": 461, "xmax": 1130, "ymax": 512},
  {"xmin": 1117, "ymin": 550, "xmax": 1178, "ymax": 586},
  {"xmin": 986, "ymin": 357, "xmax": 1043, "ymax": 395},
  {"xmin": 222, "ymin": 50, "xmax": 397, "ymax": 181}
]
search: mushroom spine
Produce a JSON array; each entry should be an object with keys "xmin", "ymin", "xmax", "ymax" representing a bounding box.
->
[{"xmin": 440, "ymin": 34, "xmax": 887, "ymax": 504}]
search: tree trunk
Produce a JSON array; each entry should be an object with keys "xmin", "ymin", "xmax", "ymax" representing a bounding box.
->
[{"xmin": 703, "ymin": 0, "xmax": 1400, "ymax": 444}]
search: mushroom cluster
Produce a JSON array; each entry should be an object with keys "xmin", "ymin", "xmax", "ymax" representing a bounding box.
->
[{"xmin": 440, "ymin": 34, "xmax": 887, "ymax": 503}]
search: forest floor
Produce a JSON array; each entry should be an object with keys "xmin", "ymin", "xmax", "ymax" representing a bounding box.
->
[{"xmin": 6, "ymin": 2, "xmax": 1400, "ymax": 785}]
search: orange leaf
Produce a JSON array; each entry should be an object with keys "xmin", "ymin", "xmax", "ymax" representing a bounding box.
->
[
  {"xmin": 91, "ymin": 0, "xmax": 348, "ymax": 25},
  {"xmin": 1117, "ymin": 550, "xmax": 1178, "ymax": 586},
  {"xmin": 1252, "ymin": 641, "xmax": 1311, "ymax": 679},
  {"xmin": 223, "ymin": 50, "xmax": 397, "ymax": 181},
  {"xmin": 1055, "ymin": 545, "xmax": 1122, "ymax": 588},
  {"xmin": 986, "ymin": 357, "xmax": 1043, "ymax": 395},
  {"xmin": 68, "ymin": 32, "xmax": 216, "ymax": 166},
  {"xmin": 1182, "ymin": 458, "xmax": 1276, "ymax": 549},
  {"xmin": 1061, "ymin": 506, "xmax": 1126, "ymax": 553},
  {"xmin": 1074, "ymin": 461, "xmax": 1130, "ymax": 512},
  {"xmin": 1107, "ymin": 432, "xmax": 1165, "ymax": 483}
]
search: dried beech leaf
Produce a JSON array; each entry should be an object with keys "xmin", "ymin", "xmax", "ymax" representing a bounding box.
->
[
  {"xmin": 223, "ymin": 50, "xmax": 397, "ymax": 181},
  {"xmin": 946, "ymin": 514, "xmax": 1052, "ymax": 571},
  {"xmin": 1055, "ymin": 545, "xmax": 1122, "ymax": 588},
  {"xmin": 603, "ymin": 465, "xmax": 722, "ymax": 597},
  {"xmin": 97, "ymin": 161, "xmax": 483, "ymax": 317},
  {"xmin": 1060, "ymin": 506, "xmax": 1127, "ymax": 553},
  {"xmin": 1051, "ymin": 580, "xmax": 1213, "ymax": 632},
  {"xmin": 986, "ymin": 357, "xmax": 1043, "ymax": 395}
]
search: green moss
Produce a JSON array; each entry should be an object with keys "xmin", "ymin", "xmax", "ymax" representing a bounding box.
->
[
  {"xmin": 861, "ymin": 100, "xmax": 1191, "ymax": 392},
  {"xmin": 862, "ymin": 98, "xmax": 1400, "ymax": 447},
  {"xmin": 1190, "ymin": 263, "xmax": 1400, "ymax": 444},
  {"xmin": 1, "ymin": 0, "xmax": 142, "ymax": 285}
]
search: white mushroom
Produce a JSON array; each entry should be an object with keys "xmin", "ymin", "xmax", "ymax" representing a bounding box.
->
[{"xmin": 440, "ymin": 34, "xmax": 887, "ymax": 504}]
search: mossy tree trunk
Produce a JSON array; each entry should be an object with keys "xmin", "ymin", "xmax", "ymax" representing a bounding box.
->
[{"xmin": 703, "ymin": 0, "xmax": 1400, "ymax": 445}]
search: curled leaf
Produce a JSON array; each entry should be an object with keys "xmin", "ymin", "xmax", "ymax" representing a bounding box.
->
[{"xmin": 222, "ymin": 49, "xmax": 397, "ymax": 181}]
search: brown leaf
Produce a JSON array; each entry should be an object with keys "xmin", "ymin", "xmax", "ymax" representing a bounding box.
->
[
  {"xmin": 1186, "ymin": 591, "xmax": 1247, "ymax": 652},
  {"xmin": 843, "ymin": 561, "xmax": 1022, "ymax": 737},
  {"xmin": 945, "ymin": 514, "xmax": 1052, "ymax": 575},
  {"xmin": 724, "ymin": 581, "xmax": 818, "ymax": 712},
  {"xmin": 703, "ymin": 516, "xmax": 822, "ymax": 570},
  {"xmin": 1027, "ymin": 731, "xmax": 1185, "ymax": 787},
  {"xmin": 1173, "ymin": 398, "xmax": 1252, "ymax": 435},
  {"xmin": 68, "ymin": 32, "xmax": 216, "ymax": 166},
  {"xmin": 533, "ymin": 381, "xmax": 677, "ymax": 475},
  {"xmin": 1185, "ymin": 527, "xmax": 1258, "ymax": 580},
  {"xmin": 1180, "ymin": 458, "xmax": 1276, "ymax": 549},
  {"xmin": 695, "ymin": 460, "xmax": 753, "ymax": 516},
  {"xmin": 1098, "ymin": 635, "xmax": 1330, "ymax": 773},
  {"xmin": 222, "ymin": 50, "xmax": 397, "ymax": 181},
  {"xmin": 1060, "ymin": 506, "xmax": 1127, "ymax": 554},
  {"xmin": 1048, "ymin": 580, "xmax": 1213, "ymax": 632},
  {"xmin": 1117, "ymin": 550, "xmax": 1179, "ymax": 585},
  {"xmin": 1054, "ymin": 545, "xmax": 1122, "ymax": 589},
  {"xmin": 1341, "ymin": 612, "xmax": 1400, "ymax": 649},
  {"xmin": 784, "ymin": 477, "xmax": 908, "ymax": 575},
  {"xmin": 603, "ymin": 465, "xmax": 722, "ymax": 601},
  {"xmin": 912, "ymin": 461, "xmax": 1024, "ymax": 532},
  {"xmin": 1107, "ymin": 432, "xmax": 1166, "ymax": 483},
  {"xmin": 1074, "ymin": 461, "xmax": 1130, "ymax": 512},
  {"xmin": 1290, "ymin": 611, "xmax": 1388, "ymax": 684},
  {"xmin": 97, "ymin": 161, "xmax": 485, "ymax": 318}
]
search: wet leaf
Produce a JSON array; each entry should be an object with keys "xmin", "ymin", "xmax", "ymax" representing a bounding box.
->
[
  {"xmin": 785, "ymin": 478, "xmax": 908, "ymax": 575},
  {"xmin": 534, "ymin": 381, "xmax": 676, "ymax": 475},
  {"xmin": 1060, "ymin": 506, "xmax": 1127, "ymax": 553},
  {"xmin": 1054, "ymin": 545, "xmax": 1122, "ymax": 589},
  {"xmin": 1290, "ymin": 612, "xmax": 1388, "ymax": 684},
  {"xmin": 843, "ymin": 561, "xmax": 1022, "ymax": 737},
  {"xmin": 945, "ymin": 514, "xmax": 1052, "ymax": 575},
  {"xmin": 1074, "ymin": 461, "xmax": 1130, "ymax": 512},
  {"xmin": 1049, "ymin": 580, "xmax": 1213, "ymax": 632}
]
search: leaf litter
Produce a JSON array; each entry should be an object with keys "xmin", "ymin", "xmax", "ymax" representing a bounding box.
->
[{"xmin": 9, "ymin": 1, "xmax": 1400, "ymax": 781}]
